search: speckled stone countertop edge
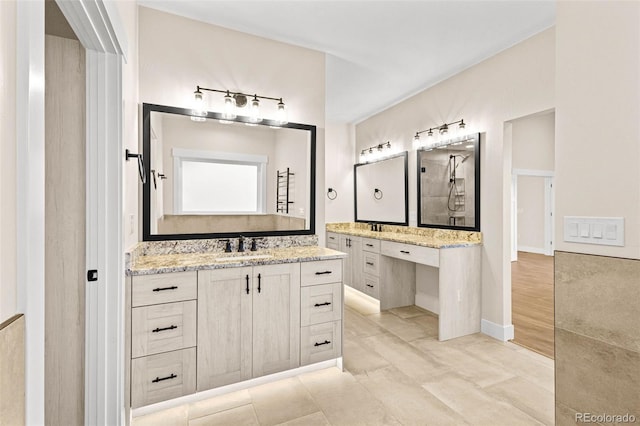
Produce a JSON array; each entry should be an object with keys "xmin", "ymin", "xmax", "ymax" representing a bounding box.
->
[
  {"xmin": 127, "ymin": 247, "xmax": 347, "ymax": 276},
  {"xmin": 325, "ymin": 223, "xmax": 482, "ymax": 249}
]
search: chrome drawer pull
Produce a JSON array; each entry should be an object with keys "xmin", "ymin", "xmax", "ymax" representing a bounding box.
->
[
  {"xmin": 314, "ymin": 302, "xmax": 331, "ymax": 307},
  {"xmin": 152, "ymin": 373, "xmax": 177, "ymax": 383},
  {"xmin": 400, "ymin": 250, "xmax": 410, "ymax": 254},
  {"xmin": 315, "ymin": 271, "xmax": 332, "ymax": 275},
  {"xmin": 314, "ymin": 340, "xmax": 331, "ymax": 347},
  {"xmin": 152, "ymin": 286, "xmax": 178, "ymax": 292},
  {"xmin": 152, "ymin": 325, "xmax": 178, "ymax": 333},
  {"xmin": 366, "ymin": 261, "xmax": 374, "ymax": 266}
]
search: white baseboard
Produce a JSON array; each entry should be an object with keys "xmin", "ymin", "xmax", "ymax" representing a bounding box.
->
[
  {"xmin": 517, "ymin": 245, "xmax": 546, "ymax": 255},
  {"xmin": 415, "ymin": 292, "xmax": 439, "ymax": 315},
  {"xmin": 481, "ymin": 319, "xmax": 514, "ymax": 342}
]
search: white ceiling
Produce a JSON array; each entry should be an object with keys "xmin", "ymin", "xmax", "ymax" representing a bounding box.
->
[{"xmin": 137, "ymin": 1, "xmax": 555, "ymax": 124}]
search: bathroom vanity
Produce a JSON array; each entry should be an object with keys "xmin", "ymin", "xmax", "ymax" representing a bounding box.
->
[
  {"xmin": 327, "ymin": 222, "xmax": 482, "ymax": 342},
  {"xmin": 126, "ymin": 242, "xmax": 345, "ymax": 410}
]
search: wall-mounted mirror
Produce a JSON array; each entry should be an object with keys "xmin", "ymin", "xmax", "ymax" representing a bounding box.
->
[
  {"xmin": 142, "ymin": 103, "xmax": 316, "ymax": 241},
  {"xmin": 417, "ymin": 133, "xmax": 480, "ymax": 231},
  {"xmin": 354, "ymin": 152, "xmax": 409, "ymax": 225}
]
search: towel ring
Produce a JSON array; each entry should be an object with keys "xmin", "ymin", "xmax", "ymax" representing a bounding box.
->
[
  {"xmin": 374, "ymin": 188, "xmax": 383, "ymax": 200},
  {"xmin": 327, "ymin": 187, "xmax": 338, "ymax": 200}
]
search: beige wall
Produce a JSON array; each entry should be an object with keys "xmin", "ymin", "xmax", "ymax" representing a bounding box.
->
[
  {"xmin": 138, "ymin": 6, "xmax": 326, "ymax": 243},
  {"xmin": 356, "ymin": 29, "xmax": 555, "ymax": 328},
  {"xmin": 555, "ymin": 1, "xmax": 640, "ymax": 259},
  {"xmin": 324, "ymin": 122, "xmax": 355, "ymax": 224},
  {"xmin": 512, "ymin": 111, "xmax": 555, "ymax": 171},
  {"xmin": 116, "ymin": 1, "xmax": 140, "ymax": 251},
  {"xmin": 0, "ymin": 0, "xmax": 17, "ymax": 323}
]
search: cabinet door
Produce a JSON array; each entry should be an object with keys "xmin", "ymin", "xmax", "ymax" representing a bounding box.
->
[
  {"xmin": 349, "ymin": 237, "xmax": 363, "ymax": 292},
  {"xmin": 252, "ymin": 263, "xmax": 301, "ymax": 377},
  {"xmin": 339, "ymin": 236, "xmax": 352, "ymax": 288},
  {"xmin": 326, "ymin": 232, "xmax": 339, "ymax": 250},
  {"xmin": 197, "ymin": 267, "xmax": 252, "ymax": 391}
]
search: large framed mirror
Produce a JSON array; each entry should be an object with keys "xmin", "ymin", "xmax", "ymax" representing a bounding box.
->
[
  {"xmin": 142, "ymin": 103, "xmax": 316, "ymax": 241},
  {"xmin": 354, "ymin": 152, "xmax": 409, "ymax": 225},
  {"xmin": 417, "ymin": 133, "xmax": 480, "ymax": 231}
]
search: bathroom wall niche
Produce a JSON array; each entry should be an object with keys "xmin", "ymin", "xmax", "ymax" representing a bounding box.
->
[
  {"xmin": 417, "ymin": 133, "xmax": 480, "ymax": 231},
  {"xmin": 354, "ymin": 152, "xmax": 408, "ymax": 225}
]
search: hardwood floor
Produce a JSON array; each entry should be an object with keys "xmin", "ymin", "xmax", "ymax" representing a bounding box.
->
[
  {"xmin": 133, "ymin": 288, "xmax": 554, "ymax": 425},
  {"xmin": 511, "ymin": 251, "xmax": 554, "ymax": 359}
]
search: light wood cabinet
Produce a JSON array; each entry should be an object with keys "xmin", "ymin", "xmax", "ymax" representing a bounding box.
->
[
  {"xmin": 252, "ymin": 264, "xmax": 300, "ymax": 377},
  {"xmin": 197, "ymin": 267, "xmax": 253, "ymax": 391},
  {"xmin": 197, "ymin": 263, "xmax": 301, "ymax": 392},
  {"xmin": 129, "ymin": 271, "xmax": 198, "ymax": 408},
  {"xmin": 128, "ymin": 256, "xmax": 343, "ymax": 409},
  {"xmin": 339, "ymin": 235, "xmax": 362, "ymax": 292},
  {"xmin": 326, "ymin": 232, "xmax": 340, "ymax": 250}
]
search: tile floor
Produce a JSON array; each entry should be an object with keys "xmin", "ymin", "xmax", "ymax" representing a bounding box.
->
[{"xmin": 133, "ymin": 289, "xmax": 554, "ymax": 425}]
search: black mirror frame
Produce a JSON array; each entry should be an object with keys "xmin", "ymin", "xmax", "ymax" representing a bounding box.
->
[
  {"xmin": 354, "ymin": 151, "xmax": 409, "ymax": 226},
  {"xmin": 416, "ymin": 133, "xmax": 481, "ymax": 232},
  {"xmin": 141, "ymin": 102, "xmax": 316, "ymax": 241}
]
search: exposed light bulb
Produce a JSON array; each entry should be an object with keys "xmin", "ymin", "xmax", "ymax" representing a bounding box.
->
[
  {"xmin": 414, "ymin": 133, "xmax": 420, "ymax": 144},
  {"xmin": 192, "ymin": 88, "xmax": 206, "ymax": 118},
  {"xmin": 276, "ymin": 98, "xmax": 288, "ymax": 125},
  {"xmin": 439, "ymin": 124, "xmax": 448, "ymax": 135},
  {"xmin": 459, "ymin": 119, "xmax": 466, "ymax": 134},
  {"xmin": 249, "ymin": 95, "xmax": 262, "ymax": 123},
  {"xmin": 223, "ymin": 90, "xmax": 236, "ymax": 119}
]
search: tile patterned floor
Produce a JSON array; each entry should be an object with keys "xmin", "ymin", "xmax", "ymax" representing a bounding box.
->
[{"xmin": 133, "ymin": 289, "xmax": 554, "ymax": 425}]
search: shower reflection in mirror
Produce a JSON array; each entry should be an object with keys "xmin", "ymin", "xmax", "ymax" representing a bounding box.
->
[{"xmin": 417, "ymin": 133, "xmax": 480, "ymax": 231}]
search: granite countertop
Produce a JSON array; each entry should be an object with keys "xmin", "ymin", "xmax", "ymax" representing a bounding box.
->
[
  {"xmin": 326, "ymin": 223, "xmax": 482, "ymax": 249},
  {"xmin": 128, "ymin": 245, "xmax": 346, "ymax": 276}
]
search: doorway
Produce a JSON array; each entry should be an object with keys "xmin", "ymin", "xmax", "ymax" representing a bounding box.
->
[{"xmin": 508, "ymin": 110, "xmax": 555, "ymax": 359}]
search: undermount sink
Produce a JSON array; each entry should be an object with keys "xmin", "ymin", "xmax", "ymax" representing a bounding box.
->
[{"xmin": 213, "ymin": 254, "xmax": 273, "ymax": 262}]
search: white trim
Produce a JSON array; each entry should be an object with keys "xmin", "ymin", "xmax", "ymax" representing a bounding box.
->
[
  {"xmin": 132, "ymin": 359, "xmax": 342, "ymax": 418},
  {"xmin": 544, "ymin": 177, "xmax": 554, "ymax": 255},
  {"xmin": 172, "ymin": 148, "xmax": 268, "ymax": 165},
  {"xmin": 517, "ymin": 245, "xmax": 547, "ymax": 255},
  {"xmin": 481, "ymin": 319, "xmax": 514, "ymax": 342},
  {"xmin": 510, "ymin": 174, "xmax": 518, "ymax": 262},
  {"xmin": 512, "ymin": 168, "xmax": 554, "ymax": 177},
  {"xmin": 16, "ymin": 2, "xmax": 45, "ymax": 424},
  {"xmin": 55, "ymin": 1, "xmax": 126, "ymax": 424}
]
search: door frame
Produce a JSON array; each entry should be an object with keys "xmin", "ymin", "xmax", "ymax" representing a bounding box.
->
[
  {"xmin": 17, "ymin": 1, "xmax": 127, "ymax": 423},
  {"xmin": 511, "ymin": 168, "xmax": 555, "ymax": 261}
]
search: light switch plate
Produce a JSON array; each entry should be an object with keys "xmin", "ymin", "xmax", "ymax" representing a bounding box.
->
[{"xmin": 563, "ymin": 216, "xmax": 624, "ymax": 247}]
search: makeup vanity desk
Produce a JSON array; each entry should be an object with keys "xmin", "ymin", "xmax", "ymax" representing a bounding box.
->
[{"xmin": 326, "ymin": 223, "xmax": 482, "ymax": 341}]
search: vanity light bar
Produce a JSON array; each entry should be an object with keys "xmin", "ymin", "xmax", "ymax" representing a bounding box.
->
[
  {"xmin": 414, "ymin": 119, "xmax": 466, "ymax": 145},
  {"xmin": 360, "ymin": 141, "xmax": 392, "ymax": 159},
  {"xmin": 192, "ymin": 85, "xmax": 287, "ymax": 125}
]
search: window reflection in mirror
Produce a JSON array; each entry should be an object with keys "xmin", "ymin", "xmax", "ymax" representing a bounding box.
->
[
  {"xmin": 143, "ymin": 103, "xmax": 316, "ymax": 240},
  {"xmin": 417, "ymin": 133, "xmax": 480, "ymax": 231}
]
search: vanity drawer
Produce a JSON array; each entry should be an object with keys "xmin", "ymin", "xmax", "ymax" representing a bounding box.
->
[
  {"xmin": 131, "ymin": 347, "xmax": 196, "ymax": 408},
  {"xmin": 301, "ymin": 259, "xmax": 342, "ymax": 286},
  {"xmin": 301, "ymin": 283, "xmax": 342, "ymax": 326},
  {"xmin": 132, "ymin": 271, "xmax": 197, "ymax": 307},
  {"xmin": 300, "ymin": 321, "xmax": 341, "ymax": 366},
  {"xmin": 380, "ymin": 240, "xmax": 439, "ymax": 267},
  {"xmin": 326, "ymin": 232, "xmax": 340, "ymax": 250},
  {"xmin": 132, "ymin": 300, "xmax": 196, "ymax": 358},
  {"xmin": 362, "ymin": 251, "xmax": 380, "ymax": 276},
  {"xmin": 363, "ymin": 274, "xmax": 380, "ymax": 300},
  {"xmin": 362, "ymin": 238, "xmax": 380, "ymax": 253}
]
